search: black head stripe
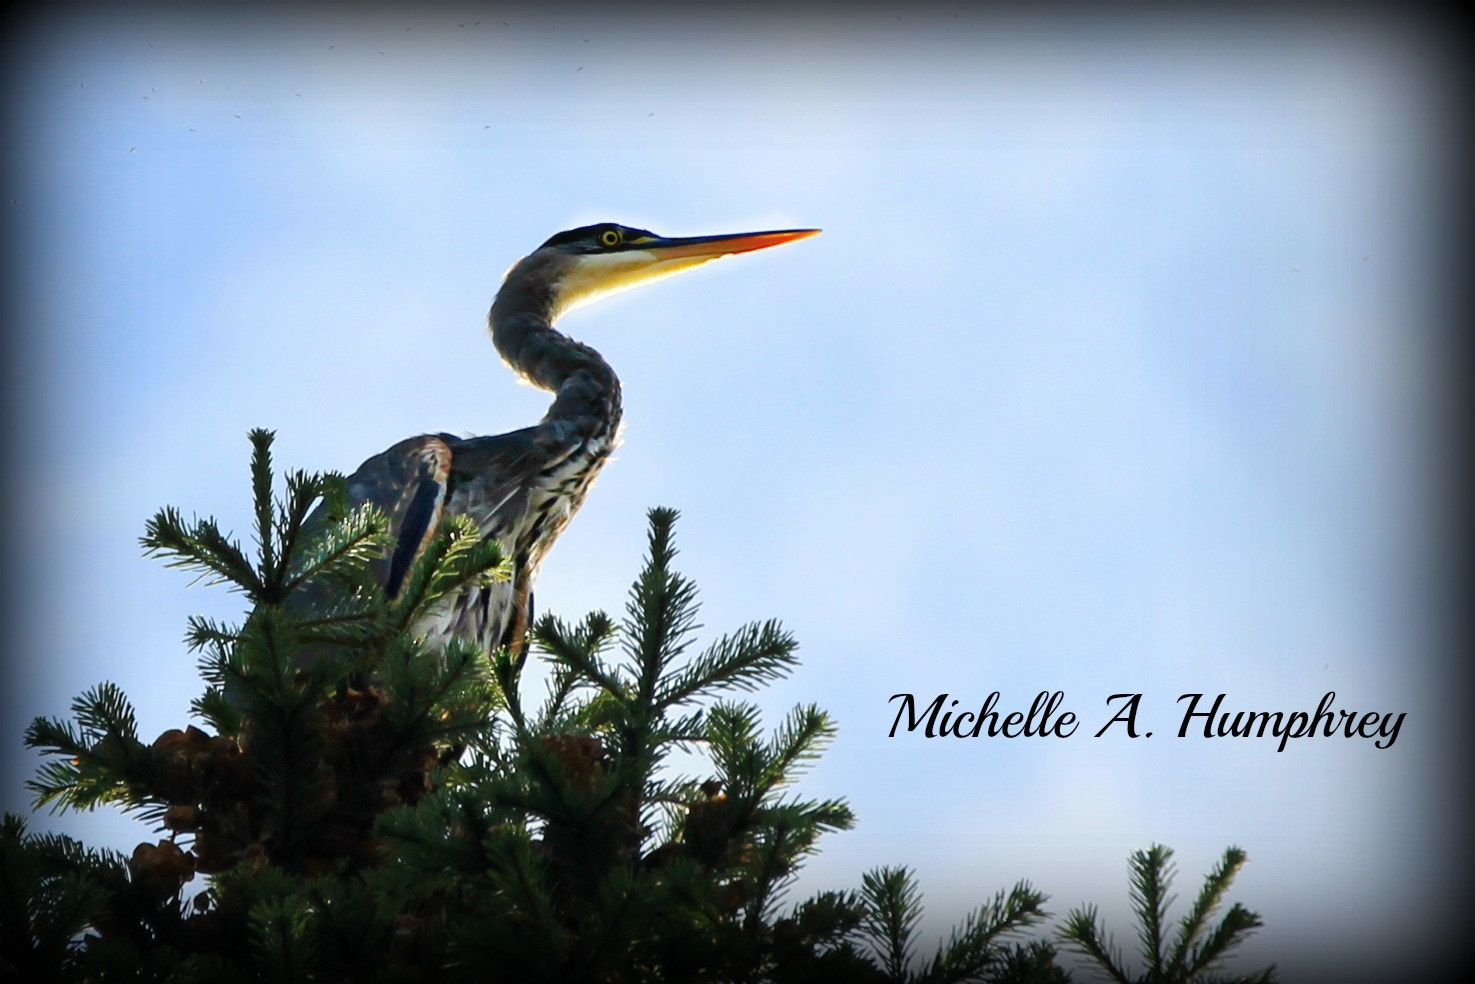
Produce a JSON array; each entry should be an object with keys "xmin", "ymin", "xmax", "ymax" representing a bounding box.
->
[{"xmin": 538, "ymin": 223, "xmax": 659, "ymax": 251}]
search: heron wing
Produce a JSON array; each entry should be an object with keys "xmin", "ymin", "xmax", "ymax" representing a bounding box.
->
[
  {"xmin": 306, "ymin": 421, "xmax": 600, "ymax": 663},
  {"xmin": 338, "ymin": 435, "xmax": 453, "ymax": 598}
]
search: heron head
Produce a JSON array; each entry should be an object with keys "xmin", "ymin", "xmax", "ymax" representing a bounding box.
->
[{"xmin": 511, "ymin": 223, "xmax": 820, "ymax": 319}]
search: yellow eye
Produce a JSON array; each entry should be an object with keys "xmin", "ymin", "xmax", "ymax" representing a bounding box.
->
[{"xmin": 600, "ymin": 229, "xmax": 621, "ymax": 247}]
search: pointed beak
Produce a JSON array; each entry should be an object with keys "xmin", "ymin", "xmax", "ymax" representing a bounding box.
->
[
  {"xmin": 549, "ymin": 227, "xmax": 818, "ymax": 317},
  {"xmin": 641, "ymin": 228, "xmax": 821, "ymax": 260}
]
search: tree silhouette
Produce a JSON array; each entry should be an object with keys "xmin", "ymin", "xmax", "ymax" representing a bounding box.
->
[{"xmin": 4, "ymin": 430, "xmax": 1271, "ymax": 982}]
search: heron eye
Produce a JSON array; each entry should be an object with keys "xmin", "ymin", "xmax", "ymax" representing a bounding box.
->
[{"xmin": 600, "ymin": 229, "xmax": 621, "ymax": 247}]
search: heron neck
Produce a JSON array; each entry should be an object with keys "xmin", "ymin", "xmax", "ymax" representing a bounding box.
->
[{"xmin": 488, "ymin": 288, "xmax": 621, "ymax": 432}]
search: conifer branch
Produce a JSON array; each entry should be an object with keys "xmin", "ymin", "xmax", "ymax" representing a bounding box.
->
[
  {"xmin": 189, "ymin": 687, "xmax": 241, "ymax": 736},
  {"xmin": 23, "ymin": 685, "xmax": 148, "ymax": 813},
  {"xmin": 1129, "ymin": 844, "xmax": 1176, "ymax": 976},
  {"xmin": 250, "ymin": 428, "xmax": 279, "ymax": 588},
  {"xmin": 274, "ymin": 470, "xmax": 348, "ymax": 588},
  {"xmin": 1183, "ymin": 903, "xmax": 1264, "ymax": 978},
  {"xmin": 0, "ymin": 815, "xmax": 118, "ymax": 976},
  {"xmin": 914, "ymin": 880, "xmax": 1049, "ymax": 984},
  {"xmin": 184, "ymin": 614, "xmax": 241, "ymax": 654},
  {"xmin": 386, "ymin": 515, "xmax": 506, "ymax": 636},
  {"xmin": 656, "ymin": 618, "xmax": 798, "ymax": 709},
  {"xmin": 623, "ymin": 507, "xmax": 701, "ymax": 702},
  {"xmin": 280, "ymin": 501, "xmax": 389, "ymax": 597},
  {"xmin": 1059, "ymin": 905, "xmax": 1132, "ymax": 984},
  {"xmin": 860, "ymin": 865, "xmax": 923, "ymax": 980},
  {"xmin": 248, "ymin": 894, "xmax": 313, "ymax": 983},
  {"xmin": 704, "ymin": 701, "xmax": 765, "ymax": 791},
  {"xmin": 763, "ymin": 703, "xmax": 835, "ymax": 788},
  {"xmin": 534, "ymin": 612, "xmax": 623, "ymax": 698},
  {"xmin": 1169, "ymin": 845, "xmax": 1247, "ymax": 975},
  {"xmin": 141, "ymin": 507, "xmax": 266, "ymax": 599}
]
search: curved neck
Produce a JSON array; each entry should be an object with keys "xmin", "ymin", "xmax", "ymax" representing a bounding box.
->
[{"xmin": 488, "ymin": 258, "xmax": 621, "ymax": 432}]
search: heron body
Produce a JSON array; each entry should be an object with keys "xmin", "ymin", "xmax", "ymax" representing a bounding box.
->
[{"xmin": 333, "ymin": 223, "xmax": 818, "ymax": 664}]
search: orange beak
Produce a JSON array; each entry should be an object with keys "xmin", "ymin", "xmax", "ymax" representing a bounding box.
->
[
  {"xmin": 550, "ymin": 226, "xmax": 819, "ymax": 316},
  {"xmin": 642, "ymin": 228, "xmax": 821, "ymax": 260}
]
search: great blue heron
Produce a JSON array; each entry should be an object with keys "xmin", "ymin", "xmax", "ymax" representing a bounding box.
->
[{"xmin": 333, "ymin": 222, "xmax": 819, "ymax": 665}]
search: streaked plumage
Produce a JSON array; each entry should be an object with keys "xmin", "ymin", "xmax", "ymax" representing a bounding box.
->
[{"xmin": 333, "ymin": 223, "xmax": 818, "ymax": 664}]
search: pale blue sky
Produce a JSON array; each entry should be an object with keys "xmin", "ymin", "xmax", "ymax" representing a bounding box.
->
[{"xmin": 6, "ymin": 7, "xmax": 1456, "ymax": 980}]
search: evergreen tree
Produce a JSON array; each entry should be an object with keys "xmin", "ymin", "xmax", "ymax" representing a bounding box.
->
[{"xmin": 2, "ymin": 430, "xmax": 1269, "ymax": 982}]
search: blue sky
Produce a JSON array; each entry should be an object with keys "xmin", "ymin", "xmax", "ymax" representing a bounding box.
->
[{"xmin": 5, "ymin": 6, "xmax": 1457, "ymax": 979}]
